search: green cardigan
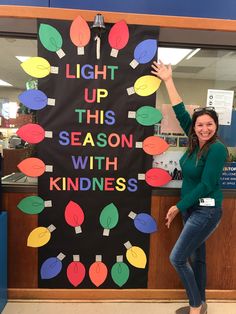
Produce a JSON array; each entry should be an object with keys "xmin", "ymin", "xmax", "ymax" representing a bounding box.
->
[{"xmin": 173, "ymin": 102, "xmax": 228, "ymax": 212}]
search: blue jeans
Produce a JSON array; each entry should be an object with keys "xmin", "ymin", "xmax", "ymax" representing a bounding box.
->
[{"xmin": 169, "ymin": 205, "xmax": 222, "ymax": 307}]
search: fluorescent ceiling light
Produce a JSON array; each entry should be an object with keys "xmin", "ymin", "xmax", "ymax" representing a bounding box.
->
[
  {"xmin": 0, "ymin": 79, "xmax": 12, "ymax": 87},
  {"xmin": 158, "ymin": 48, "xmax": 193, "ymax": 65},
  {"xmin": 186, "ymin": 48, "xmax": 201, "ymax": 60},
  {"xmin": 15, "ymin": 56, "xmax": 31, "ymax": 62}
]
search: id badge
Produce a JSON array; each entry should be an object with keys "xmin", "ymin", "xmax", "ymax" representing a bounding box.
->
[{"xmin": 199, "ymin": 198, "xmax": 215, "ymax": 206}]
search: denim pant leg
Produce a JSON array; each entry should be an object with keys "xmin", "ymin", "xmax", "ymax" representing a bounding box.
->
[
  {"xmin": 169, "ymin": 206, "xmax": 222, "ymax": 307},
  {"xmin": 183, "ymin": 210, "xmax": 207, "ymax": 303},
  {"xmin": 189, "ymin": 243, "xmax": 206, "ymax": 303}
]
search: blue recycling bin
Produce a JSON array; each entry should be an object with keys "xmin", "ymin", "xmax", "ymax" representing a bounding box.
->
[{"xmin": 0, "ymin": 211, "xmax": 7, "ymax": 313}]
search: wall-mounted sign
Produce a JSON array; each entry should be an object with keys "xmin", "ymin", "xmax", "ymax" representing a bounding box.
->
[
  {"xmin": 220, "ymin": 162, "xmax": 236, "ymax": 189},
  {"xmin": 206, "ymin": 89, "xmax": 234, "ymax": 125}
]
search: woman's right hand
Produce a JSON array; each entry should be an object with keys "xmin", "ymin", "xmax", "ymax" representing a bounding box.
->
[
  {"xmin": 151, "ymin": 60, "xmax": 172, "ymax": 82},
  {"xmin": 151, "ymin": 60, "xmax": 182, "ymax": 105}
]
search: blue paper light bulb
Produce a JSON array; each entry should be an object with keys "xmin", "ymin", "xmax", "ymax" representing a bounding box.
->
[
  {"xmin": 40, "ymin": 253, "xmax": 65, "ymax": 279},
  {"xmin": 18, "ymin": 89, "xmax": 54, "ymax": 110},
  {"xmin": 128, "ymin": 211, "xmax": 158, "ymax": 234},
  {"xmin": 130, "ymin": 39, "xmax": 157, "ymax": 68}
]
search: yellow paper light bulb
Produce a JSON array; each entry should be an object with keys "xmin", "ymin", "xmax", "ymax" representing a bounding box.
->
[
  {"xmin": 27, "ymin": 224, "xmax": 56, "ymax": 247},
  {"xmin": 21, "ymin": 57, "xmax": 52, "ymax": 78},
  {"xmin": 124, "ymin": 241, "xmax": 147, "ymax": 269},
  {"xmin": 134, "ymin": 75, "xmax": 161, "ymax": 97}
]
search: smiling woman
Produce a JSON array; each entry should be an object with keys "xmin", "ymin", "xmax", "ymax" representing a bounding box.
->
[
  {"xmin": 0, "ymin": 8, "xmax": 236, "ymax": 302},
  {"xmin": 193, "ymin": 112, "xmax": 218, "ymax": 148}
]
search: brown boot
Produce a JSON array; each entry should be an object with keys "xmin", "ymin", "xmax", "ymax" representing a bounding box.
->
[
  {"xmin": 200, "ymin": 302, "xmax": 208, "ymax": 314},
  {"xmin": 175, "ymin": 303, "xmax": 207, "ymax": 314},
  {"xmin": 175, "ymin": 306, "xmax": 189, "ymax": 314}
]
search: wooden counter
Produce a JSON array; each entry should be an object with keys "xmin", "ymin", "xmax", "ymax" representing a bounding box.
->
[
  {"xmin": 2, "ymin": 148, "xmax": 32, "ymax": 176},
  {"xmin": 2, "ymin": 185, "xmax": 236, "ymax": 300}
]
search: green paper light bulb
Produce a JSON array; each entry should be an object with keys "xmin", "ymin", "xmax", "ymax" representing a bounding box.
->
[
  {"xmin": 39, "ymin": 24, "xmax": 65, "ymax": 58},
  {"xmin": 136, "ymin": 106, "xmax": 162, "ymax": 126},
  {"xmin": 99, "ymin": 203, "xmax": 119, "ymax": 236},
  {"xmin": 17, "ymin": 196, "xmax": 47, "ymax": 214},
  {"xmin": 111, "ymin": 261, "xmax": 130, "ymax": 287}
]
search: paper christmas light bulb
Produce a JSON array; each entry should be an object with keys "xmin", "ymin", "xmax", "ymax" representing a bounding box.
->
[
  {"xmin": 136, "ymin": 106, "xmax": 162, "ymax": 126},
  {"xmin": 124, "ymin": 241, "xmax": 147, "ymax": 269},
  {"xmin": 108, "ymin": 20, "xmax": 129, "ymax": 57},
  {"xmin": 127, "ymin": 75, "xmax": 161, "ymax": 97},
  {"xmin": 111, "ymin": 255, "xmax": 130, "ymax": 287},
  {"xmin": 136, "ymin": 136, "xmax": 169, "ymax": 155},
  {"xmin": 130, "ymin": 39, "xmax": 157, "ymax": 69},
  {"xmin": 128, "ymin": 211, "xmax": 157, "ymax": 234},
  {"xmin": 70, "ymin": 15, "xmax": 91, "ymax": 55},
  {"xmin": 17, "ymin": 196, "xmax": 52, "ymax": 215},
  {"xmin": 65, "ymin": 201, "xmax": 85, "ymax": 234},
  {"xmin": 67, "ymin": 255, "xmax": 86, "ymax": 287},
  {"xmin": 99, "ymin": 202, "xmax": 119, "ymax": 236},
  {"xmin": 21, "ymin": 57, "xmax": 58, "ymax": 78},
  {"xmin": 40, "ymin": 252, "xmax": 65, "ymax": 279},
  {"xmin": 17, "ymin": 157, "xmax": 53, "ymax": 177},
  {"xmin": 17, "ymin": 123, "xmax": 53, "ymax": 144},
  {"xmin": 39, "ymin": 23, "xmax": 65, "ymax": 58},
  {"xmin": 138, "ymin": 168, "xmax": 172, "ymax": 187},
  {"xmin": 27, "ymin": 224, "xmax": 56, "ymax": 247},
  {"xmin": 143, "ymin": 136, "xmax": 169, "ymax": 155},
  {"xmin": 18, "ymin": 89, "xmax": 55, "ymax": 110},
  {"xmin": 89, "ymin": 255, "xmax": 108, "ymax": 287}
]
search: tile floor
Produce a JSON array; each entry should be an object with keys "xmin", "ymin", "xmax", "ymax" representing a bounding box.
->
[{"xmin": 2, "ymin": 300, "xmax": 236, "ymax": 314}]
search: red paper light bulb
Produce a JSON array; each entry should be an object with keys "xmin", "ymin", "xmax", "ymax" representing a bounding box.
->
[
  {"xmin": 65, "ymin": 201, "xmax": 85, "ymax": 233},
  {"xmin": 89, "ymin": 259, "xmax": 108, "ymax": 287},
  {"xmin": 70, "ymin": 15, "xmax": 91, "ymax": 54},
  {"xmin": 145, "ymin": 168, "xmax": 172, "ymax": 187},
  {"xmin": 17, "ymin": 123, "xmax": 45, "ymax": 144},
  {"xmin": 108, "ymin": 20, "xmax": 129, "ymax": 57},
  {"xmin": 67, "ymin": 256, "xmax": 86, "ymax": 287},
  {"xmin": 17, "ymin": 157, "xmax": 46, "ymax": 177}
]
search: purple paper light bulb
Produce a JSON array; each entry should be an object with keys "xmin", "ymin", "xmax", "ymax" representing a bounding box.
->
[
  {"xmin": 130, "ymin": 39, "xmax": 158, "ymax": 68},
  {"xmin": 18, "ymin": 89, "xmax": 53, "ymax": 110},
  {"xmin": 134, "ymin": 39, "xmax": 157, "ymax": 63},
  {"xmin": 129, "ymin": 211, "xmax": 157, "ymax": 234},
  {"xmin": 40, "ymin": 253, "xmax": 65, "ymax": 279}
]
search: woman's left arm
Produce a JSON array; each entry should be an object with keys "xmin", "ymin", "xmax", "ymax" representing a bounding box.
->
[{"xmin": 165, "ymin": 205, "xmax": 179, "ymax": 228}]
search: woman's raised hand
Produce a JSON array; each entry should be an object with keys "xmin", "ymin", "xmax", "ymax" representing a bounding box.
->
[{"xmin": 151, "ymin": 60, "xmax": 172, "ymax": 82}]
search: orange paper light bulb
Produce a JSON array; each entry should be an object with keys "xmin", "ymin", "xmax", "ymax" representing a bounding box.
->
[
  {"xmin": 70, "ymin": 15, "xmax": 91, "ymax": 54},
  {"xmin": 89, "ymin": 259, "xmax": 108, "ymax": 287},
  {"xmin": 17, "ymin": 157, "xmax": 46, "ymax": 177},
  {"xmin": 142, "ymin": 136, "xmax": 169, "ymax": 155}
]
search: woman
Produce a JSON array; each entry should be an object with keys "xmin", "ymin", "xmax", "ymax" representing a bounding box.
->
[{"xmin": 151, "ymin": 61, "xmax": 228, "ymax": 314}]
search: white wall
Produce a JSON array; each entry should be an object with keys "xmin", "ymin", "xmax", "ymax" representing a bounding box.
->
[
  {"xmin": 156, "ymin": 78, "xmax": 236, "ymax": 107},
  {"xmin": 0, "ymin": 87, "xmax": 23, "ymax": 103}
]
